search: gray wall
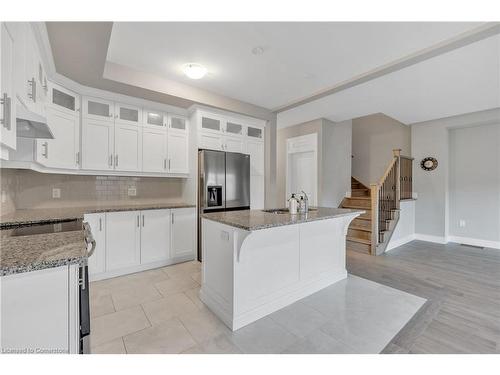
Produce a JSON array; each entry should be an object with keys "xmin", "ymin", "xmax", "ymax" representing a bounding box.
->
[
  {"xmin": 449, "ymin": 123, "xmax": 500, "ymax": 241},
  {"xmin": 352, "ymin": 113, "xmax": 411, "ymax": 186},
  {"xmin": 276, "ymin": 118, "xmax": 351, "ymax": 207},
  {"xmin": 411, "ymin": 108, "xmax": 500, "ymax": 241}
]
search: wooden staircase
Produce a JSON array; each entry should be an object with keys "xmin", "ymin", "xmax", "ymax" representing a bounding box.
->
[
  {"xmin": 342, "ymin": 178, "xmax": 374, "ymax": 254},
  {"xmin": 342, "ymin": 150, "xmax": 413, "ymax": 255}
]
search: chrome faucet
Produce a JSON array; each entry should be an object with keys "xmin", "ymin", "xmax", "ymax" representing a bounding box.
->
[{"xmin": 300, "ymin": 190, "xmax": 309, "ymax": 213}]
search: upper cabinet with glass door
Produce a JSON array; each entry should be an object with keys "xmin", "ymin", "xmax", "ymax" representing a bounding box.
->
[
  {"xmin": 224, "ymin": 121, "xmax": 244, "ymax": 137},
  {"xmin": 169, "ymin": 114, "xmax": 188, "ymax": 133},
  {"xmin": 199, "ymin": 113, "xmax": 223, "ymax": 134},
  {"xmin": 48, "ymin": 82, "xmax": 80, "ymax": 116},
  {"xmin": 246, "ymin": 125, "xmax": 263, "ymax": 140},
  {"xmin": 83, "ymin": 97, "xmax": 114, "ymax": 122},
  {"xmin": 143, "ymin": 109, "xmax": 166, "ymax": 128},
  {"xmin": 115, "ymin": 103, "xmax": 142, "ymax": 126}
]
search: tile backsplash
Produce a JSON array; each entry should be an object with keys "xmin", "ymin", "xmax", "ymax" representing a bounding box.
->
[{"xmin": 0, "ymin": 169, "xmax": 189, "ymax": 214}]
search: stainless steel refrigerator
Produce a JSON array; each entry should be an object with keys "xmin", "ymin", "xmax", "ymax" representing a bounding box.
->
[{"xmin": 198, "ymin": 149, "xmax": 250, "ymax": 260}]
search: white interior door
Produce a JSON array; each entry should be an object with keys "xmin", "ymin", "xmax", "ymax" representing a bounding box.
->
[
  {"xmin": 286, "ymin": 133, "xmax": 318, "ymax": 206},
  {"xmin": 171, "ymin": 208, "xmax": 196, "ymax": 260},
  {"xmin": 106, "ymin": 211, "xmax": 140, "ymax": 271},
  {"xmin": 36, "ymin": 107, "xmax": 80, "ymax": 169},
  {"xmin": 167, "ymin": 131, "xmax": 188, "ymax": 174},
  {"xmin": 114, "ymin": 123, "xmax": 142, "ymax": 171},
  {"xmin": 140, "ymin": 209, "xmax": 171, "ymax": 264},
  {"xmin": 142, "ymin": 127, "xmax": 167, "ymax": 173},
  {"xmin": 82, "ymin": 118, "xmax": 114, "ymax": 170}
]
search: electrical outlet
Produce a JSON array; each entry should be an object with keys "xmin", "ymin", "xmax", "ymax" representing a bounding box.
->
[
  {"xmin": 52, "ymin": 188, "xmax": 61, "ymax": 199},
  {"xmin": 127, "ymin": 186, "xmax": 137, "ymax": 197},
  {"xmin": 459, "ymin": 220, "xmax": 466, "ymax": 228}
]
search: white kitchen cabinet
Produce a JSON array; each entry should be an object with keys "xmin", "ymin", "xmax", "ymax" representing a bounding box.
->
[
  {"xmin": 114, "ymin": 123, "xmax": 142, "ymax": 172},
  {"xmin": 83, "ymin": 96, "xmax": 114, "ymax": 122},
  {"xmin": 167, "ymin": 131, "xmax": 189, "ymax": 174},
  {"xmin": 105, "ymin": 211, "xmax": 141, "ymax": 272},
  {"xmin": 200, "ymin": 114, "xmax": 223, "ymax": 134},
  {"xmin": 114, "ymin": 102, "xmax": 141, "ymax": 127},
  {"xmin": 247, "ymin": 139, "xmax": 265, "ymax": 176},
  {"xmin": 1, "ymin": 22, "xmax": 16, "ymax": 152},
  {"xmin": 199, "ymin": 132, "xmax": 223, "ymax": 151},
  {"xmin": 82, "ymin": 118, "xmax": 114, "ymax": 171},
  {"xmin": 171, "ymin": 208, "xmax": 196, "ymax": 260},
  {"xmin": 84, "ymin": 213, "xmax": 106, "ymax": 277},
  {"xmin": 224, "ymin": 134, "xmax": 244, "ymax": 153},
  {"xmin": 0, "ymin": 266, "xmax": 72, "ymax": 353},
  {"xmin": 48, "ymin": 82, "xmax": 80, "ymax": 116},
  {"xmin": 169, "ymin": 114, "xmax": 188, "ymax": 132},
  {"xmin": 143, "ymin": 109, "xmax": 166, "ymax": 127},
  {"xmin": 247, "ymin": 126, "xmax": 263, "ymax": 140},
  {"xmin": 36, "ymin": 107, "xmax": 80, "ymax": 169},
  {"xmin": 142, "ymin": 127, "xmax": 167, "ymax": 173},
  {"xmin": 140, "ymin": 209, "xmax": 171, "ymax": 264}
]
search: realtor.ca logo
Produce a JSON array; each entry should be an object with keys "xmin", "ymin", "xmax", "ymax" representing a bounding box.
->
[{"xmin": 2, "ymin": 347, "xmax": 68, "ymax": 354}]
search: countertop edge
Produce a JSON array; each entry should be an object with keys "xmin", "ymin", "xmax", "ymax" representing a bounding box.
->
[
  {"xmin": 0, "ymin": 256, "xmax": 86, "ymax": 277},
  {"xmin": 202, "ymin": 210, "xmax": 365, "ymax": 231}
]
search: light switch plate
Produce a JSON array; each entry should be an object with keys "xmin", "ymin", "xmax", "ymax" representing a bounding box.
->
[
  {"xmin": 52, "ymin": 188, "xmax": 61, "ymax": 199},
  {"xmin": 459, "ymin": 220, "xmax": 466, "ymax": 228}
]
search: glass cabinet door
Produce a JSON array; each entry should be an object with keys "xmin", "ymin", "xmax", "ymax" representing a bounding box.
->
[
  {"xmin": 84, "ymin": 97, "xmax": 114, "ymax": 121},
  {"xmin": 247, "ymin": 126, "xmax": 263, "ymax": 139},
  {"xmin": 115, "ymin": 103, "xmax": 141, "ymax": 125},
  {"xmin": 225, "ymin": 122, "xmax": 243, "ymax": 135},
  {"xmin": 201, "ymin": 116, "xmax": 221, "ymax": 133},
  {"xmin": 170, "ymin": 115, "xmax": 187, "ymax": 131},
  {"xmin": 144, "ymin": 110, "xmax": 165, "ymax": 127},
  {"xmin": 50, "ymin": 84, "xmax": 80, "ymax": 116}
]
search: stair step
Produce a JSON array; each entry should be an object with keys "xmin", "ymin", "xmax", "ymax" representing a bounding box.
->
[
  {"xmin": 342, "ymin": 204, "xmax": 370, "ymax": 210},
  {"xmin": 351, "ymin": 189, "xmax": 370, "ymax": 197},
  {"xmin": 349, "ymin": 224, "xmax": 371, "ymax": 232},
  {"xmin": 346, "ymin": 239, "xmax": 371, "ymax": 254},
  {"xmin": 346, "ymin": 236, "xmax": 371, "ymax": 245},
  {"xmin": 347, "ymin": 228, "xmax": 371, "ymax": 241}
]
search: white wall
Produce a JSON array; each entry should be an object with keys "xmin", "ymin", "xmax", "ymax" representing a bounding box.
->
[
  {"xmin": 387, "ymin": 200, "xmax": 416, "ymax": 251},
  {"xmin": 411, "ymin": 108, "xmax": 500, "ymax": 248},
  {"xmin": 449, "ymin": 123, "xmax": 500, "ymax": 244}
]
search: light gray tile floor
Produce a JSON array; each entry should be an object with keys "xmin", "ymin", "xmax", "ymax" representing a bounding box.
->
[{"xmin": 89, "ymin": 260, "xmax": 425, "ymax": 354}]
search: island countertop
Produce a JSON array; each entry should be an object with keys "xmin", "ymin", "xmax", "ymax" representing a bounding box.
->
[
  {"xmin": 0, "ymin": 202, "xmax": 195, "ymax": 228},
  {"xmin": 202, "ymin": 207, "xmax": 364, "ymax": 231}
]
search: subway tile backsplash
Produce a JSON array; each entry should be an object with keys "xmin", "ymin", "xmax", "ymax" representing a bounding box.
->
[{"xmin": 0, "ymin": 169, "xmax": 188, "ymax": 214}]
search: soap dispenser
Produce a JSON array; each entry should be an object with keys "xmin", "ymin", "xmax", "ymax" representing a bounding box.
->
[{"xmin": 288, "ymin": 193, "xmax": 299, "ymax": 214}]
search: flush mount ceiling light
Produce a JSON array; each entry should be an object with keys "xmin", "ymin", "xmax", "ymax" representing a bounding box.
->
[{"xmin": 182, "ymin": 63, "xmax": 207, "ymax": 79}]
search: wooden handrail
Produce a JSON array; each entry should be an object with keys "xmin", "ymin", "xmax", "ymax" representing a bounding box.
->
[{"xmin": 377, "ymin": 156, "xmax": 397, "ymax": 186}]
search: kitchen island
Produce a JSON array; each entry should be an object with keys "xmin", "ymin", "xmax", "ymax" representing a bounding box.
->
[{"xmin": 200, "ymin": 207, "xmax": 363, "ymax": 330}]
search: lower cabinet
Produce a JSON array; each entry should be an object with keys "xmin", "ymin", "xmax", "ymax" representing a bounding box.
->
[
  {"xmin": 140, "ymin": 209, "xmax": 171, "ymax": 263},
  {"xmin": 86, "ymin": 207, "xmax": 195, "ymax": 280},
  {"xmin": 105, "ymin": 211, "xmax": 141, "ymax": 272},
  {"xmin": 0, "ymin": 265, "xmax": 79, "ymax": 353},
  {"xmin": 171, "ymin": 208, "xmax": 196, "ymax": 259}
]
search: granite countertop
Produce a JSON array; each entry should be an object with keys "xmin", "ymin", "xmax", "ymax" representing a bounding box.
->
[
  {"xmin": 202, "ymin": 207, "xmax": 364, "ymax": 231},
  {"xmin": 0, "ymin": 230, "xmax": 87, "ymax": 276},
  {"xmin": 0, "ymin": 202, "xmax": 195, "ymax": 228}
]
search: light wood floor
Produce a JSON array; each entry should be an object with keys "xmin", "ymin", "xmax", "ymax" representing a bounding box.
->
[{"xmin": 346, "ymin": 240, "xmax": 500, "ymax": 353}]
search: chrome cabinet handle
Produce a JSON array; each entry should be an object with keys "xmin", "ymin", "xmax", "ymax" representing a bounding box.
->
[
  {"xmin": 43, "ymin": 78, "xmax": 48, "ymax": 93},
  {"xmin": 137, "ymin": 215, "xmax": 140, "ymax": 227},
  {"xmin": 99, "ymin": 217, "xmax": 102, "ymax": 231},
  {"xmin": 171, "ymin": 212, "xmax": 174, "ymax": 225},
  {"xmin": 76, "ymin": 151, "xmax": 80, "ymax": 165},
  {"xmin": 0, "ymin": 93, "xmax": 11, "ymax": 130},
  {"xmin": 164, "ymin": 159, "xmax": 167, "ymax": 170},
  {"xmin": 42, "ymin": 142, "xmax": 48, "ymax": 158},
  {"xmin": 142, "ymin": 215, "xmax": 145, "ymax": 227},
  {"xmin": 168, "ymin": 159, "xmax": 171, "ymax": 170},
  {"xmin": 108, "ymin": 155, "xmax": 113, "ymax": 167},
  {"xmin": 28, "ymin": 78, "xmax": 36, "ymax": 102},
  {"xmin": 115, "ymin": 154, "xmax": 119, "ymax": 167}
]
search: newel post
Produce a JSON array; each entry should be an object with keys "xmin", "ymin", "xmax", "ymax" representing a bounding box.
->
[
  {"xmin": 393, "ymin": 149, "xmax": 401, "ymax": 210},
  {"xmin": 370, "ymin": 183, "xmax": 379, "ymax": 255}
]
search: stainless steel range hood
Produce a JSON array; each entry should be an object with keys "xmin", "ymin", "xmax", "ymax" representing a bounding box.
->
[{"xmin": 16, "ymin": 104, "xmax": 54, "ymax": 139}]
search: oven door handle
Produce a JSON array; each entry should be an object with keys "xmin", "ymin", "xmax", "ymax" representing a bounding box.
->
[{"xmin": 82, "ymin": 222, "xmax": 97, "ymax": 258}]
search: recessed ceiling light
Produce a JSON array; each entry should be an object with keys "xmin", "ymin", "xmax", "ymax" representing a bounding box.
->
[
  {"xmin": 182, "ymin": 63, "xmax": 207, "ymax": 79},
  {"xmin": 251, "ymin": 46, "xmax": 265, "ymax": 55}
]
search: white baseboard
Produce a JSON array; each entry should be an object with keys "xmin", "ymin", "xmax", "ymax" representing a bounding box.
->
[
  {"xmin": 414, "ymin": 233, "xmax": 448, "ymax": 244},
  {"xmin": 386, "ymin": 234, "xmax": 416, "ymax": 251},
  {"xmin": 448, "ymin": 235, "xmax": 500, "ymax": 250}
]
